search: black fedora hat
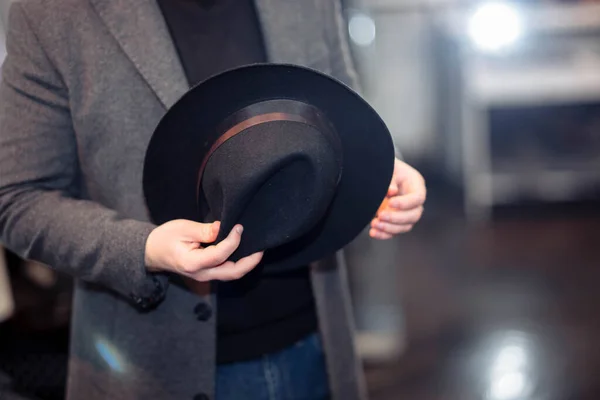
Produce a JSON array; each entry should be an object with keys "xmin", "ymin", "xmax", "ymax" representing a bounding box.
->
[{"xmin": 143, "ymin": 64, "xmax": 394, "ymax": 271}]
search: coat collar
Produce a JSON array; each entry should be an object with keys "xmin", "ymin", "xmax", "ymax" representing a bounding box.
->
[{"xmin": 89, "ymin": 0, "xmax": 319, "ymax": 109}]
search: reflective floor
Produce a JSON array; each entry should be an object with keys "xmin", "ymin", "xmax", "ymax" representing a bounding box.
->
[{"xmin": 365, "ymin": 200, "xmax": 600, "ymax": 400}]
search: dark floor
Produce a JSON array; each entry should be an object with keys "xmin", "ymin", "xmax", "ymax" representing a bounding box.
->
[
  {"xmin": 365, "ymin": 201, "xmax": 600, "ymax": 400},
  {"xmin": 2, "ymin": 191, "xmax": 600, "ymax": 400}
]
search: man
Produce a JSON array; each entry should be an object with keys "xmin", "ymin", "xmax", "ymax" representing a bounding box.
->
[{"xmin": 0, "ymin": 0, "xmax": 426, "ymax": 399}]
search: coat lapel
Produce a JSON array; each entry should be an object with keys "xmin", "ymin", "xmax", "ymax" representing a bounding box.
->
[
  {"xmin": 89, "ymin": 0, "xmax": 189, "ymax": 109},
  {"xmin": 89, "ymin": 0, "xmax": 329, "ymax": 106}
]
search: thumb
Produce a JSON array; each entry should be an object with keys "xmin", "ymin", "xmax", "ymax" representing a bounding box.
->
[{"xmin": 179, "ymin": 220, "xmax": 221, "ymax": 243}]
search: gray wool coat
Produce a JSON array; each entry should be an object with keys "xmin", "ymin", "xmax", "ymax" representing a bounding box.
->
[{"xmin": 0, "ymin": 0, "xmax": 374, "ymax": 399}]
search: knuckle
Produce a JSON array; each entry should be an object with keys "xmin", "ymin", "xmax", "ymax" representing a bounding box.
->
[
  {"xmin": 208, "ymin": 252, "xmax": 228, "ymax": 267},
  {"xmin": 176, "ymin": 256, "xmax": 201, "ymax": 274},
  {"xmin": 190, "ymin": 272, "xmax": 209, "ymax": 282},
  {"xmin": 216, "ymin": 251, "xmax": 231, "ymax": 265},
  {"xmin": 230, "ymin": 269, "xmax": 246, "ymax": 280},
  {"xmin": 205, "ymin": 254, "xmax": 220, "ymax": 266},
  {"xmin": 179, "ymin": 261, "xmax": 197, "ymax": 274},
  {"xmin": 391, "ymin": 215, "xmax": 404, "ymax": 225}
]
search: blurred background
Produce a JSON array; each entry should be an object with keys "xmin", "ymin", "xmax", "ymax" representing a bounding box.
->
[{"xmin": 2, "ymin": 0, "xmax": 600, "ymax": 399}]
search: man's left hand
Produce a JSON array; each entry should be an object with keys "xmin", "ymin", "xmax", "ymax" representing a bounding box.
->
[{"xmin": 370, "ymin": 158, "xmax": 426, "ymax": 240}]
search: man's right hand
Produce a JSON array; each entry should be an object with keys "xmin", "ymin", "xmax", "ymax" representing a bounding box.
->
[{"xmin": 144, "ymin": 220, "xmax": 263, "ymax": 282}]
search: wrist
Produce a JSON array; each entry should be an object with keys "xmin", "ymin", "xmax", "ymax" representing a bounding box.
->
[{"xmin": 144, "ymin": 228, "xmax": 159, "ymax": 272}]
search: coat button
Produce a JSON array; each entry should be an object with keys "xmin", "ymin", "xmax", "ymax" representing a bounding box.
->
[
  {"xmin": 193, "ymin": 393, "xmax": 209, "ymax": 400},
  {"xmin": 194, "ymin": 302, "xmax": 212, "ymax": 321}
]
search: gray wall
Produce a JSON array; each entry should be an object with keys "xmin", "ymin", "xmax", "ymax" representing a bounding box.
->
[{"xmin": 345, "ymin": 0, "xmax": 438, "ymax": 162}]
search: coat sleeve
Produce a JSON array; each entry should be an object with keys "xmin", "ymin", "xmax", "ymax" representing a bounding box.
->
[
  {"xmin": 0, "ymin": 3, "xmax": 168, "ymax": 311},
  {"xmin": 325, "ymin": 0, "xmax": 403, "ymax": 160}
]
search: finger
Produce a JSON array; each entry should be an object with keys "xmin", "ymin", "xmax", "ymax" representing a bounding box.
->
[
  {"xmin": 182, "ymin": 225, "xmax": 243, "ymax": 271},
  {"xmin": 387, "ymin": 182, "xmax": 399, "ymax": 197},
  {"xmin": 196, "ymin": 251, "xmax": 264, "ymax": 281},
  {"xmin": 389, "ymin": 192, "xmax": 426, "ymax": 210},
  {"xmin": 179, "ymin": 220, "xmax": 221, "ymax": 243},
  {"xmin": 378, "ymin": 206, "xmax": 423, "ymax": 225},
  {"xmin": 377, "ymin": 198, "xmax": 390, "ymax": 217},
  {"xmin": 372, "ymin": 222, "xmax": 413, "ymax": 235},
  {"xmin": 369, "ymin": 228, "xmax": 393, "ymax": 240}
]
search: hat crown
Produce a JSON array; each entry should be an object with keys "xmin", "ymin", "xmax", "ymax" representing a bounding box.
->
[{"xmin": 200, "ymin": 118, "xmax": 342, "ymax": 260}]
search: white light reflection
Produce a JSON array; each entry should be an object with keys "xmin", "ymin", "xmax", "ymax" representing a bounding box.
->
[
  {"xmin": 95, "ymin": 338, "xmax": 125, "ymax": 373},
  {"xmin": 494, "ymin": 343, "xmax": 527, "ymax": 371},
  {"xmin": 487, "ymin": 331, "xmax": 533, "ymax": 400},
  {"xmin": 468, "ymin": 2, "xmax": 522, "ymax": 53},
  {"xmin": 348, "ymin": 13, "xmax": 376, "ymax": 47},
  {"xmin": 490, "ymin": 371, "xmax": 528, "ymax": 400}
]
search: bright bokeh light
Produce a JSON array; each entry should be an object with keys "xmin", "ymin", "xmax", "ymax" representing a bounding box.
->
[
  {"xmin": 494, "ymin": 344, "xmax": 527, "ymax": 371},
  {"xmin": 489, "ymin": 371, "xmax": 528, "ymax": 400},
  {"xmin": 468, "ymin": 2, "xmax": 523, "ymax": 52},
  {"xmin": 486, "ymin": 331, "xmax": 533, "ymax": 400},
  {"xmin": 349, "ymin": 13, "xmax": 376, "ymax": 47}
]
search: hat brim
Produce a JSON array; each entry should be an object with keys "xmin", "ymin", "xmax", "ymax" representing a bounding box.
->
[{"xmin": 143, "ymin": 63, "xmax": 395, "ymax": 271}]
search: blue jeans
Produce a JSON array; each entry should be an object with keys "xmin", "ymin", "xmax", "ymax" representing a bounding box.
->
[{"xmin": 215, "ymin": 333, "xmax": 331, "ymax": 400}]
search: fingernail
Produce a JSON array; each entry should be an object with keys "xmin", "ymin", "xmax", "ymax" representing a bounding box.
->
[
  {"xmin": 377, "ymin": 223, "xmax": 386, "ymax": 230},
  {"xmin": 380, "ymin": 213, "xmax": 390, "ymax": 222},
  {"xmin": 236, "ymin": 226, "xmax": 243, "ymax": 234}
]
